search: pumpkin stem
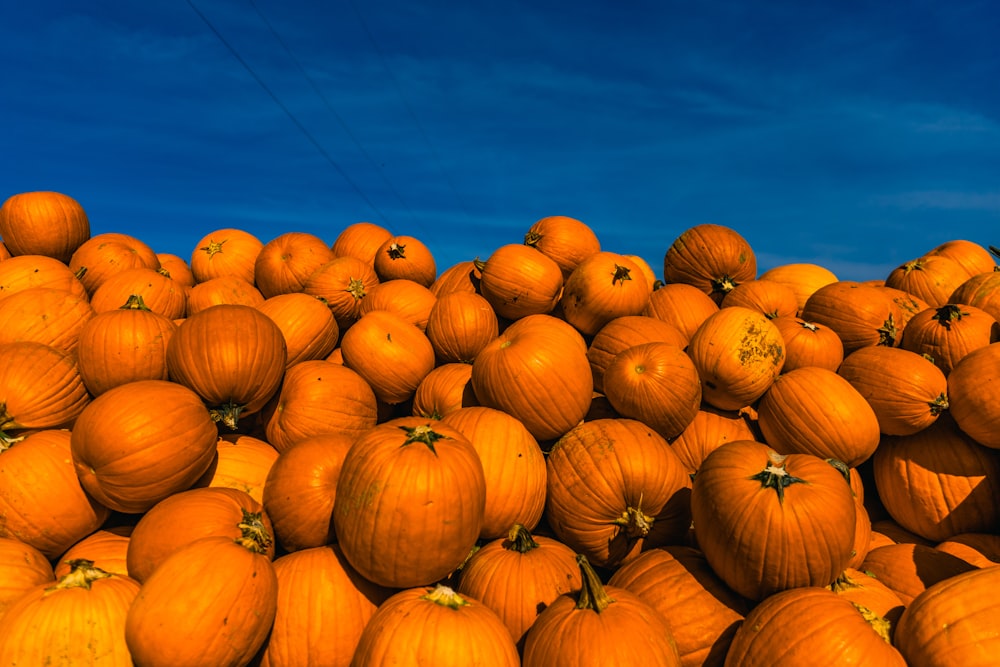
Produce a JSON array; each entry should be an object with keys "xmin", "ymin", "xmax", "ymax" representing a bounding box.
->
[
  {"xmin": 0, "ymin": 404, "xmax": 22, "ymax": 436},
  {"xmin": 877, "ymin": 313, "xmax": 898, "ymax": 347},
  {"xmin": 199, "ymin": 239, "xmax": 227, "ymax": 258},
  {"xmin": 347, "ymin": 277, "xmax": 367, "ymax": 301},
  {"xmin": 931, "ymin": 304, "xmax": 968, "ymax": 330},
  {"xmin": 929, "ymin": 392, "xmax": 950, "ymax": 415},
  {"xmin": 421, "ymin": 584, "xmax": 470, "ymax": 609},
  {"xmin": 824, "ymin": 458, "xmax": 852, "ymax": 487},
  {"xmin": 235, "ymin": 509, "xmax": 273, "ymax": 554},
  {"xmin": 45, "ymin": 559, "xmax": 112, "ymax": 594},
  {"xmin": 386, "ymin": 242, "xmax": 406, "ymax": 260},
  {"xmin": 800, "ymin": 320, "xmax": 820, "ymax": 332},
  {"xmin": 505, "ymin": 523, "xmax": 540, "ymax": 554},
  {"xmin": 613, "ymin": 497, "xmax": 655, "ymax": 539},
  {"xmin": 120, "ymin": 294, "xmax": 152, "ymax": 311},
  {"xmin": 574, "ymin": 554, "xmax": 615, "ymax": 613},
  {"xmin": 524, "ymin": 230, "xmax": 542, "ymax": 247},
  {"xmin": 0, "ymin": 426, "xmax": 26, "ymax": 452},
  {"xmin": 852, "ymin": 602, "xmax": 894, "ymax": 644},
  {"xmin": 398, "ymin": 423, "xmax": 446, "ymax": 455},
  {"xmin": 611, "ymin": 264, "xmax": 633, "ymax": 285},
  {"xmin": 210, "ymin": 401, "xmax": 246, "ymax": 431},
  {"xmin": 748, "ymin": 450, "xmax": 807, "ymax": 504},
  {"xmin": 710, "ymin": 274, "xmax": 739, "ymax": 297}
]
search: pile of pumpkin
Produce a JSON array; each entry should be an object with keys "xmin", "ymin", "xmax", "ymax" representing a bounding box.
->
[{"xmin": 0, "ymin": 190, "xmax": 998, "ymax": 666}]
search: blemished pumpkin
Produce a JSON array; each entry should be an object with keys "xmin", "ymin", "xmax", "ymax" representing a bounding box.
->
[
  {"xmin": 190, "ymin": 227, "xmax": 264, "ymax": 285},
  {"xmin": 476, "ymin": 242, "xmax": 565, "ymax": 320},
  {"xmin": 0, "ymin": 190, "xmax": 91, "ymax": 263},
  {"xmin": 522, "ymin": 554, "xmax": 683, "ymax": 667},
  {"xmin": 690, "ymin": 441, "xmax": 856, "ymax": 601},
  {"xmin": 0, "ymin": 559, "xmax": 140, "ymax": 667},
  {"xmin": 662, "ymin": 223, "xmax": 757, "ymax": 304},
  {"xmin": 124, "ymin": 514, "xmax": 278, "ymax": 667},
  {"xmin": 352, "ymin": 584, "xmax": 521, "ymax": 666},
  {"xmin": 333, "ymin": 417, "xmax": 486, "ymax": 588}
]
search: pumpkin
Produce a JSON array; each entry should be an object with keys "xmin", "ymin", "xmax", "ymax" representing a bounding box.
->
[
  {"xmin": 0, "ymin": 341, "xmax": 90, "ymax": 441},
  {"xmin": 89, "ymin": 266, "xmax": 188, "ymax": 319},
  {"xmin": 926, "ymin": 239, "xmax": 997, "ymax": 278},
  {"xmin": 166, "ymin": 303, "xmax": 287, "ymax": 429},
  {"xmin": 770, "ymin": 315, "xmax": 844, "ymax": 372},
  {"xmin": 0, "ymin": 559, "xmax": 140, "ymax": 667},
  {"xmin": 720, "ymin": 279, "xmax": 799, "ymax": 319},
  {"xmin": 193, "ymin": 433, "xmax": 280, "ymax": 504},
  {"xmin": 353, "ymin": 584, "xmax": 521, "ymax": 666},
  {"xmin": 523, "ymin": 214, "xmax": 602, "ymax": 279},
  {"xmin": 68, "ymin": 231, "xmax": 160, "ymax": 296},
  {"xmin": 254, "ymin": 231, "xmax": 336, "ymax": 298},
  {"xmin": 859, "ymin": 542, "xmax": 977, "ymax": 606},
  {"xmin": 878, "ymin": 284, "xmax": 931, "ymax": 332},
  {"xmin": 357, "ymin": 277, "xmax": 437, "ymax": 330},
  {"xmin": 424, "ymin": 290, "xmax": 499, "ymax": 364},
  {"xmin": 544, "ymin": 418, "xmax": 692, "ymax": 569},
  {"xmin": 260, "ymin": 544, "xmax": 393, "ymax": 667},
  {"xmin": 429, "ymin": 259, "xmax": 482, "ymax": 297},
  {"xmin": 801, "ymin": 280, "xmax": 903, "ymax": 353},
  {"xmin": 0, "ymin": 285, "xmax": 95, "ymax": 353},
  {"xmin": 339, "ymin": 308, "xmax": 436, "ymax": 405},
  {"xmin": 873, "ymin": 415, "xmax": 1000, "ymax": 543},
  {"xmin": 838, "ymin": 346, "xmax": 950, "ymax": 436},
  {"xmin": 756, "ymin": 366, "xmax": 881, "ymax": 467},
  {"xmin": 662, "ymin": 223, "xmax": 757, "ymax": 303},
  {"xmin": 722, "ymin": 586, "xmax": 906, "ymax": 666},
  {"xmin": 559, "ymin": 251, "xmax": 650, "ymax": 335},
  {"xmin": 757, "ymin": 262, "xmax": 839, "ymax": 315},
  {"xmin": 669, "ymin": 404, "xmax": 760, "ymax": 476},
  {"xmin": 262, "ymin": 432, "xmax": 355, "ymax": 552},
  {"xmin": 124, "ymin": 514, "xmax": 278, "ymax": 667},
  {"xmin": 0, "ymin": 253, "xmax": 88, "ymax": 301},
  {"xmin": 471, "ymin": 313, "xmax": 593, "ymax": 442},
  {"xmin": 828, "ymin": 568, "xmax": 906, "ymax": 635},
  {"xmin": 0, "ymin": 537, "xmax": 54, "ymax": 618},
  {"xmin": 333, "ymin": 417, "xmax": 486, "ymax": 588},
  {"xmin": 156, "ymin": 252, "xmax": 197, "ymax": 289},
  {"xmin": 477, "ymin": 243, "xmax": 564, "ymax": 320},
  {"xmin": 262, "ymin": 359, "xmax": 378, "ymax": 453},
  {"xmin": 900, "ymin": 303, "xmax": 1000, "ymax": 375},
  {"xmin": 54, "ymin": 527, "xmax": 132, "ymax": 579},
  {"xmin": 456, "ymin": 524, "xmax": 582, "ymax": 651},
  {"xmin": 0, "ymin": 190, "xmax": 91, "ymax": 263},
  {"xmin": 609, "ymin": 546, "xmax": 751, "ymax": 667},
  {"xmin": 522, "ymin": 554, "xmax": 683, "ymax": 667},
  {"xmin": 643, "ymin": 281, "xmax": 720, "ymax": 343},
  {"xmin": 411, "ymin": 361, "xmax": 478, "ymax": 419},
  {"xmin": 947, "ymin": 341, "xmax": 1000, "ymax": 448},
  {"xmin": 331, "ymin": 220, "xmax": 394, "ymax": 266},
  {"xmin": 302, "ymin": 254, "xmax": 381, "ymax": 330},
  {"xmin": 70, "ymin": 379, "xmax": 219, "ymax": 514},
  {"xmin": 185, "ymin": 275, "xmax": 265, "ymax": 314},
  {"xmin": 75, "ymin": 294, "xmax": 178, "ymax": 396},
  {"xmin": 586, "ymin": 315, "xmax": 687, "ymax": 394},
  {"xmin": 257, "ymin": 292, "xmax": 340, "ymax": 368},
  {"xmin": 623, "ymin": 253, "xmax": 659, "ymax": 292},
  {"xmin": 0, "ymin": 429, "xmax": 110, "ymax": 560},
  {"xmin": 894, "ymin": 564, "xmax": 1000, "ymax": 666},
  {"xmin": 190, "ymin": 227, "xmax": 263, "ymax": 285},
  {"xmin": 690, "ymin": 441, "xmax": 856, "ymax": 601},
  {"xmin": 686, "ymin": 306, "xmax": 785, "ymax": 411},
  {"xmin": 934, "ymin": 532, "xmax": 1000, "ymax": 568},
  {"xmin": 441, "ymin": 406, "xmax": 548, "ymax": 539},
  {"xmin": 949, "ymin": 270, "xmax": 1000, "ymax": 323},
  {"xmin": 373, "ymin": 234, "xmax": 437, "ymax": 286},
  {"xmin": 885, "ymin": 254, "xmax": 972, "ymax": 307}
]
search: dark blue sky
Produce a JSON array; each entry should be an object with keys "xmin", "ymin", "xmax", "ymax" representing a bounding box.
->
[{"xmin": 3, "ymin": 1, "xmax": 998, "ymax": 281}]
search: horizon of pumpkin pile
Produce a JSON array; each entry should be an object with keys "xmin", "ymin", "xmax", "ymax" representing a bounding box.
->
[{"xmin": 1, "ymin": 189, "xmax": 999, "ymax": 664}]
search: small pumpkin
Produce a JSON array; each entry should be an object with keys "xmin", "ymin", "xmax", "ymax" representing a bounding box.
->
[
  {"xmin": 559, "ymin": 251, "xmax": 651, "ymax": 336},
  {"xmin": 642, "ymin": 281, "xmax": 720, "ymax": 343},
  {"xmin": 331, "ymin": 221, "xmax": 393, "ymax": 265},
  {"xmin": 586, "ymin": 314, "xmax": 687, "ymax": 394},
  {"xmin": 757, "ymin": 262, "xmax": 839, "ymax": 315},
  {"xmin": 302, "ymin": 254, "xmax": 381, "ymax": 331},
  {"xmin": 770, "ymin": 315, "xmax": 844, "ymax": 372},
  {"xmin": 190, "ymin": 227, "xmax": 264, "ymax": 285},
  {"xmin": 720, "ymin": 278, "xmax": 799, "ymax": 319},
  {"xmin": 662, "ymin": 223, "xmax": 757, "ymax": 303},
  {"xmin": 185, "ymin": 275, "xmax": 265, "ymax": 314},
  {"xmin": 254, "ymin": 231, "xmax": 336, "ymax": 298},
  {"xmin": 373, "ymin": 234, "xmax": 437, "ymax": 287},
  {"xmin": 523, "ymin": 214, "xmax": 602, "ymax": 279},
  {"xmin": 477, "ymin": 243, "xmax": 564, "ymax": 320}
]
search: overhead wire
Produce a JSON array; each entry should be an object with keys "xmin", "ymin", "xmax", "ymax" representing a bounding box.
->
[{"xmin": 184, "ymin": 0, "xmax": 393, "ymax": 226}]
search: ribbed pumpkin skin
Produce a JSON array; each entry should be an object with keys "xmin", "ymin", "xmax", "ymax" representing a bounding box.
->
[
  {"xmin": 770, "ymin": 316, "xmax": 844, "ymax": 372},
  {"xmin": 947, "ymin": 342, "xmax": 1000, "ymax": 448},
  {"xmin": 901, "ymin": 303, "xmax": 1000, "ymax": 375},
  {"xmin": 586, "ymin": 315, "xmax": 687, "ymax": 394},
  {"xmin": 75, "ymin": 297, "xmax": 178, "ymax": 396},
  {"xmin": 643, "ymin": 282, "xmax": 720, "ymax": 343},
  {"xmin": 167, "ymin": 303, "xmax": 288, "ymax": 427},
  {"xmin": 429, "ymin": 259, "xmax": 482, "ymax": 298},
  {"xmin": 333, "ymin": 418, "xmax": 486, "ymax": 588},
  {"xmin": 523, "ymin": 214, "xmax": 602, "ymax": 279},
  {"xmin": 373, "ymin": 234, "xmax": 437, "ymax": 287},
  {"xmin": 950, "ymin": 271, "xmax": 1000, "ymax": 322},
  {"xmin": 873, "ymin": 416, "xmax": 1000, "ymax": 543},
  {"xmin": 352, "ymin": 585, "xmax": 520, "ymax": 667},
  {"xmin": 545, "ymin": 418, "xmax": 692, "ymax": 569},
  {"xmin": 0, "ymin": 254, "xmax": 88, "ymax": 302},
  {"xmin": 441, "ymin": 406, "xmax": 548, "ymax": 539},
  {"xmin": 411, "ymin": 361, "xmax": 477, "ymax": 419},
  {"xmin": 254, "ymin": 231, "xmax": 336, "ymax": 298},
  {"xmin": 186, "ymin": 275, "xmax": 265, "ymax": 314},
  {"xmin": 471, "ymin": 314, "xmax": 593, "ymax": 442},
  {"xmin": 0, "ymin": 286, "xmax": 95, "ymax": 353},
  {"xmin": 194, "ymin": 433, "xmax": 279, "ymax": 504},
  {"xmin": 69, "ymin": 232, "xmax": 160, "ymax": 296},
  {"xmin": 190, "ymin": 227, "xmax": 264, "ymax": 285},
  {"xmin": 935, "ymin": 532, "xmax": 1000, "ymax": 568},
  {"xmin": 686, "ymin": 306, "xmax": 785, "ymax": 411},
  {"xmin": 690, "ymin": 441, "xmax": 856, "ymax": 601},
  {"xmin": 722, "ymin": 587, "xmax": 907, "ymax": 666},
  {"xmin": 801, "ymin": 281, "xmax": 902, "ymax": 353},
  {"xmin": 424, "ymin": 291, "xmax": 499, "ymax": 364},
  {"xmin": 0, "ymin": 537, "xmax": 54, "ymax": 618},
  {"xmin": 669, "ymin": 405, "xmax": 759, "ymax": 476},
  {"xmin": 125, "ymin": 534, "xmax": 278, "ymax": 667},
  {"xmin": 357, "ymin": 278, "xmax": 437, "ymax": 330},
  {"xmin": 860, "ymin": 543, "xmax": 977, "ymax": 606},
  {"xmin": 757, "ymin": 366, "xmax": 881, "ymax": 467},
  {"xmin": 609, "ymin": 546, "xmax": 751, "ymax": 667},
  {"xmin": 0, "ymin": 190, "xmax": 91, "ymax": 263},
  {"xmin": 828, "ymin": 568, "xmax": 906, "ymax": 631},
  {"xmin": 663, "ymin": 223, "xmax": 757, "ymax": 303},
  {"xmin": 895, "ymin": 564, "xmax": 1000, "ymax": 666},
  {"xmin": 885, "ymin": 254, "xmax": 971, "ymax": 308},
  {"xmin": 456, "ymin": 526, "xmax": 582, "ymax": 650},
  {"xmin": 720, "ymin": 279, "xmax": 799, "ymax": 319},
  {"xmin": 928, "ymin": 239, "xmax": 997, "ymax": 278},
  {"xmin": 559, "ymin": 251, "xmax": 651, "ymax": 336},
  {"xmin": 260, "ymin": 545, "xmax": 393, "ymax": 667},
  {"xmin": 157, "ymin": 252, "xmax": 196, "ymax": 288},
  {"xmin": 302, "ymin": 255, "xmax": 381, "ymax": 330},
  {"xmin": 0, "ymin": 562, "xmax": 140, "ymax": 667},
  {"xmin": 331, "ymin": 221, "xmax": 393, "ymax": 266},
  {"xmin": 758, "ymin": 262, "xmax": 839, "ymax": 315},
  {"xmin": 0, "ymin": 341, "xmax": 90, "ymax": 434},
  {"xmin": 257, "ymin": 292, "xmax": 340, "ymax": 369},
  {"xmin": 126, "ymin": 486, "xmax": 275, "ymax": 583},
  {"xmin": 478, "ymin": 243, "xmax": 565, "ymax": 320},
  {"xmin": 89, "ymin": 266, "xmax": 188, "ymax": 319},
  {"xmin": 55, "ymin": 527, "xmax": 132, "ymax": 579},
  {"xmin": 70, "ymin": 380, "xmax": 219, "ymax": 514},
  {"xmin": 0, "ymin": 430, "xmax": 110, "ymax": 560}
]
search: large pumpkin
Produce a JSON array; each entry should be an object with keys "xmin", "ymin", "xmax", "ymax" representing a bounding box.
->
[
  {"xmin": 690, "ymin": 441, "xmax": 856, "ymax": 601},
  {"xmin": 946, "ymin": 341, "xmax": 1000, "ymax": 448},
  {"xmin": 190, "ymin": 227, "xmax": 264, "ymax": 285},
  {"xmin": 0, "ymin": 190, "xmax": 91, "ymax": 263},
  {"xmin": 900, "ymin": 303, "xmax": 1000, "ymax": 375},
  {"xmin": 0, "ymin": 254, "xmax": 88, "ymax": 301},
  {"xmin": 331, "ymin": 220, "xmax": 393, "ymax": 265},
  {"xmin": 0, "ymin": 537, "xmax": 54, "ymax": 619},
  {"xmin": 89, "ymin": 266, "xmax": 188, "ymax": 319},
  {"xmin": 333, "ymin": 417, "xmax": 486, "ymax": 588},
  {"xmin": 559, "ymin": 251, "xmax": 650, "ymax": 336},
  {"xmin": 800, "ymin": 280, "xmax": 903, "ymax": 354},
  {"xmin": 166, "ymin": 303, "xmax": 287, "ymax": 429},
  {"xmin": 586, "ymin": 314, "xmax": 687, "ymax": 394},
  {"xmin": 662, "ymin": 223, "xmax": 757, "ymax": 303},
  {"xmin": 0, "ymin": 286, "xmax": 95, "ymax": 353},
  {"xmin": 372, "ymin": 234, "xmax": 437, "ymax": 286},
  {"xmin": 257, "ymin": 292, "xmax": 340, "ymax": 368},
  {"xmin": 476, "ymin": 243, "xmax": 565, "ymax": 320},
  {"xmin": 523, "ymin": 214, "xmax": 602, "ymax": 279},
  {"xmin": 0, "ymin": 341, "xmax": 90, "ymax": 440},
  {"xmin": 254, "ymin": 231, "xmax": 336, "ymax": 298},
  {"xmin": 68, "ymin": 232, "xmax": 160, "ymax": 296},
  {"xmin": 424, "ymin": 290, "xmax": 499, "ymax": 364},
  {"xmin": 302, "ymin": 254, "xmax": 381, "ymax": 331}
]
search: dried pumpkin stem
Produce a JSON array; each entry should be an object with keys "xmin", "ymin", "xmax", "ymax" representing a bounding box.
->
[
  {"xmin": 45, "ymin": 559, "xmax": 112, "ymax": 594},
  {"xmin": 613, "ymin": 504, "xmax": 655, "ymax": 539},
  {"xmin": 210, "ymin": 401, "xmax": 246, "ymax": 431},
  {"xmin": 421, "ymin": 584, "xmax": 470, "ymax": 609},
  {"xmin": 398, "ymin": 424, "xmax": 446, "ymax": 455},
  {"xmin": 235, "ymin": 509, "xmax": 273, "ymax": 554},
  {"xmin": 575, "ymin": 554, "xmax": 615, "ymax": 613},
  {"xmin": 121, "ymin": 294, "xmax": 152, "ymax": 310},
  {"xmin": 929, "ymin": 392, "xmax": 950, "ymax": 415},
  {"xmin": 506, "ymin": 524, "xmax": 540, "ymax": 553},
  {"xmin": 749, "ymin": 451, "xmax": 807, "ymax": 504}
]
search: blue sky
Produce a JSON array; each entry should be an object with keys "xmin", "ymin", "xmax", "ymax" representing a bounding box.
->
[{"xmin": 2, "ymin": 1, "xmax": 998, "ymax": 281}]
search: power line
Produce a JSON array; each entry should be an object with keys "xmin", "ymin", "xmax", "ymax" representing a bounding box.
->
[
  {"xmin": 185, "ymin": 0, "xmax": 392, "ymax": 225},
  {"xmin": 247, "ymin": 0, "xmax": 421, "ymax": 229}
]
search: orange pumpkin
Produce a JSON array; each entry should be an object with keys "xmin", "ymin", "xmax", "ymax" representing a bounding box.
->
[
  {"xmin": 411, "ymin": 361, "xmax": 478, "ymax": 419},
  {"xmin": 934, "ymin": 532, "xmax": 1000, "ymax": 568},
  {"xmin": 770, "ymin": 315, "xmax": 844, "ymax": 372},
  {"xmin": 950, "ymin": 270, "xmax": 1000, "ymax": 323},
  {"xmin": 185, "ymin": 274, "xmax": 265, "ymax": 314},
  {"xmin": 586, "ymin": 315, "xmax": 687, "ymax": 394},
  {"xmin": 523, "ymin": 214, "xmax": 602, "ymax": 279},
  {"xmin": 302, "ymin": 254, "xmax": 381, "ymax": 330},
  {"xmin": 720, "ymin": 278, "xmax": 799, "ymax": 319},
  {"xmin": 68, "ymin": 232, "xmax": 160, "ymax": 296},
  {"xmin": 0, "ymin": 537, "xmax": 54, "ymax": 618},
  {"xmin": 757, "ymin": 262, "xmax": 839, "ymax": 315},
  {"xmin": 193, "ymin": 433, "xmax": 279, "ymax": 504},
  {"xmin": 54, "ymin": 527, "xmax": 132, "ymax": 579},
  {"xmin": 373, "ymin": 234, "xmax": 437, "ymax": 286},
  {"xmin": 948, "ymin": 342, "xmax": 1000, "ymax": 448},
  {"xmin": 662, "ymin": 223, "xmax": 757, "ymax": 303},
  {"xmin": 0, "ymin": 253, "xmax": 88, "ymax": 301},
  {"xmin": 257, "ymin": 292, "xmax": 340, "ymax": 368},
  {"xmin": 669, "ymin": 404, "xmax": 760, "ymax": 476},
  {"xmin": 190, "ymin": 227, "xmax": 263, "ymax": 285},
  {"xmin": 0, "ymin": 190, "xmax": 91, "ymax": 263},
  {"xmin": 477, "ymin": 243, "xmax": 564, "ymax": 320},
  {"xmin": 885, "ymin": 254, "xmax": 972, "ymax": 307},
  {"xmin": 559, "ymin": 251, "xmax": 650, "ymax": 335},
  {"xmin": 926, "ymin": 239, "xmax": 997, "ymax": 278},
  {"xmin": 429, "ymin": 259, "xmax": 482, "ymax": 297},
  {"xmin": 424, "ymin": 290, "xmax": 499, "ymax": 364},
  {"xmin": 801, "ymin": 280, "xmax": 903, "ymax": 354},
  {"xmin": 333, "ymin": 417, "xmax": 486, "ymax": 588},
  {"xmin": 0, "ymin": 286, "xmax": 95, "ymax": 353},
  {"xmin": 331, "ymin": 220, "xmax": 394, "ymax": 266},
  {"xmin": 0, "ymin": 341, "xmax": 90, "ymax": 440},
  {"xmin": 643, "ymin": 282, "xmax": 720, "ymax": 343},
  {"xmin": 828, "ymin": 568, "xmax": 906, "ymax": 635},
  {"xmin": 89, "ymin": 266, "xmax": 188, "ymax": 319},
  {"xmin": 155, "ymin": 252, "xmax": 196, "ymax": 289},
  {"xmin": 901, "ymin": 303, "xmax": 1000, "ymax": 375},
  {"xmin": 70, "ymin": 379, "xmax": 219, "ymax": 514},
  {"xmin": 254, "ymin": 231, "xmax": 336, "ymax": 298},
  {"xmin": 859, "ymin": 542, "xmax": 976, "ymax": 606},
  {"xmin": 357, "ymin": 277, "xmax": 437, "ymax": 330}
]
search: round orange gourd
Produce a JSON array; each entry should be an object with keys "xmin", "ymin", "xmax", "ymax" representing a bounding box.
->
[
  {"xmin": 901, "ymin": 303, "xmax": 1000, "ymax": 375},
  {"xmin": 770, "ymin": 315, "xmax": 844, "ymax": 372},
  {"xmin": 372, "ymin": 234, "xmax": 437, "ymax": 286},
  {"xmin": 331, "ymin": 221, "xmax": 393, "ymax": 265},
  {"xmin": 156, "ymin": 252, "xmax": 196, "ymax": 289},
  {"xmin": 0, "ymin": 341, "xmax": 90, "ymax": 440},
  {"xmin": 429, "ymin": 259, "xmax": 482, "ymax": 297},
  {"xmin": 190, "ymin": 227, "xmax": 263, "ymax": 285},
  {"xmin": 663, "ymin": 223, "xmax": 757, "ymax": 303},
  {"xmin": 948, "ymin": 342, "xmax": 1000, "ymax": 448},
  {"xmin": 560, "ymin": 251, "xmax": 651, "ymax": 336},
  {"xmin": 523, "ymin": 214, "xmax": 601, "ymax": 278},
  {"xmin": 193, "ymin": 433, "xmax": 279, "ymax": 504},
  {"xmin": 801, "ymin": 280, "xmax": 903, "ymax": 353},
  {"xmin": 257, "ymin": 292, "xmax": 340, "ymax": 369},
  {"xmin": 477, "ymin": 243, "xmax": 564, "ymax": 320},
  {"xmin": 758, "ymin": 262, "xmax": 839, "ymax": 315},
  {"xmin": 185, "ymin": 275, "xmax": 265, "ymax": 314},
  {"xmin": 720, "ymin": 278, "xmax": 799, "ymax": 319},
  {"xmin": 424, "ymin": 290, "xmax": 499, "ymax": 364},
  {"xmin": 587, "ymin": 315, "xmax": 687, "ymax": 394},
  {"xmin": 0, "ymin": 254, "xmax": 88, "ymax": 301},
  {"xmin": 0, "ymin": 190, "xmax": 91, "ymax": 263},
  {"xmin": 54, "ymin": 527, "xmax": 132, "ymax": 579},
  {"xmin": 411, "ymin": 361, "xmax": 477, "ymax": 419},
  {"xmin": 0, "ymin": 537, "xmax": 54, "ymax": 618},
  {"xmin": 89, "ymin": 266, "xmax": 187, "ymax": 319},
  {"xmin": 302, "ymin": 254, "xmax": 381, "ymax": 330},
  {"xmin": 254, "ymin": 231, "xmax": 336, "ymax": 298},
  {"xmin": 0, "ymin": 286, "xmax": 95, "ymax": 353},
  {"xmin": 68, "ymin": 232, "xmax": 160, "ymax": 296},
  {"xmin": 885, "ymin": 254, "xmax": 971, "ymax": 307},
  {"xmin": 669, "ymin": 404, "xmax": 760, "ymax": 476},
  {"xmin": 357, "ymin": 277, "xmax": 437, "ymax": 330}
]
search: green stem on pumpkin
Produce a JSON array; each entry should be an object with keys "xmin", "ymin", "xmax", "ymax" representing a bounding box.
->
[
  {"xmin": 120, "ymin": 294, "xmax": 152, "ymax": 310},
  {"xmin": 877, "ymin": 314, "xmax": 898, "ymax": 347},
  {"xmin": 421, "ymin": 584, "xmax": 470, "ymax": 609},
  {"xmin": 852, "ymin": 602, "xmax": 894, "ymax": 644},
  {"xmin": 749, "ymin": 450, "xmax": 807, "ymax": 504},
  {"xmin": 929, "ymin": 392, "xmax": 950, "ymax": 415},
  {"xmin": 235, "ymin": 509, "xmax": 273, "ymax": 554},
  {"xmin": 210, "ymin": 401, "xmax": 246, "ymax": 431},
  {"xmin": 506, "ymin": 524, "xmax": 540, "ymax": 553},
  {"xmin": 575, "ymin": 554, "xmax": 615, "ymax": 613},
  {"xmin": 398, "ymin": 424, "xmax": 447, "ymax": 455},
  {"xmin": 613, "ymin": 500, "xmax": 655, "ymax": 539},
  {"xmin": 45, "ymin": 559, "xmax": 112, "ymax": 594}
]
